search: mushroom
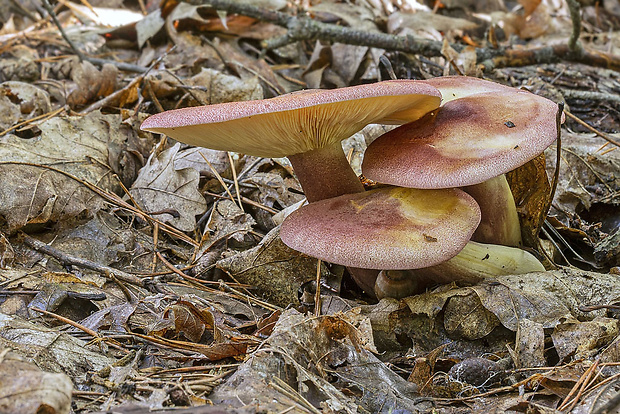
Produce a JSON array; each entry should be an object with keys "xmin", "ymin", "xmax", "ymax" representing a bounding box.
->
[
  {"xmin": 279, "ymin": 186, "xmax": 482, "ymax": 274},
  {"xmin": 140, "ymin": 81, "xmax": 441, "ymax": 203},
  {"xmin": 141, "ymin": 81, "xmax": 441, "ymax": 295},
  {"xmin": 278, "ymin": 184, "xmax": 544, "ymax": 300},
  {"xmin": 362, "ymin": 86, "xmax": 561, "ymax": 247}
]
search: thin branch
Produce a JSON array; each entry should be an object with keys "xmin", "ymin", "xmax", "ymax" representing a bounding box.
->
[{"xmin": 190, "ymin": 0, "xmax": 620, "ymax": 72}]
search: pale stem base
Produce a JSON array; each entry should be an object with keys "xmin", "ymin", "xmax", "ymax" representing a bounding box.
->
[{"xmin": 464, "ymin": 174, "xmax": 523, "ymax": 248}]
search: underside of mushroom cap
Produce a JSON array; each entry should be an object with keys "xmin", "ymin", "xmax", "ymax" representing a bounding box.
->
[
  {"xmin": 140, "ymin": 81, "xmax": 441, "ymax": 158},
  {"xmin": 421, "ymin": 76, "xmax": 514, "ymax": 104},
  {"xmin": 362, "ymin": 90, "xmax": 560, "ymax": 189},
  {"xmin": 279, "ymin": 186, "xmax": 481, "ymax": 270}
]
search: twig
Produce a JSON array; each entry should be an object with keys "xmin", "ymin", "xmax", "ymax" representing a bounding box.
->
[
  {"xmin": 562, "ymin": 89, "xmax": 620, "ymax": 105},
  {"xmin": 21, "ymin": 232, "xmax": 145, "ymax": 287},
  {"xmin": 189, "ymin": 0, "xmax": 620, "ymax": 72},
  {"xmin": 535, "ymin": 102, "xmax": 564, "ymax": 262},
  {"xmin": 564, "ymin": 110, "xmax": 620, "ymax": 148},
  {"xmin": 30, "ymin": 306, "xmax": 129, "ymax": 353},
  {"xmin": 228, "ymin": 152, "xmax": 244, "ymax": 213},
  {"xmin": 548, "ymin": 103, "xmax": 564, "ymax": 220},
  {"xmin": 0, "ymin": 106, "xmax": 66, "ymax": 136},
  {"xmin": 566, "ymin": 0, "xmax": 584, "ymax": 54},
  {"xmin": 482, "ymin": 44, "xmax": 620, "ymax": 72}
]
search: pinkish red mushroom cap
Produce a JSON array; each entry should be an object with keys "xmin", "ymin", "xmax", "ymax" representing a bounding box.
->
[
  {"xmin": 279, "ymin": 186, "xmax": 481, "ymax": 270},
  {"xmin": 140, "ymin": 81, "xmax": 441, "ymax": 158},
  {"xmin": 361, "ymin": 89, "xmax": 560, "ymax": 189}
]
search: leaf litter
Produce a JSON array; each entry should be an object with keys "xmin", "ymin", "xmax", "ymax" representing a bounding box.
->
[{"xmin": 0, "ymin": 0, "xmax": 619, "ymax": 413}]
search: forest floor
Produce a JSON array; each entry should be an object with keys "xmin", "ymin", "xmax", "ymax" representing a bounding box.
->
[{"xmin": 0, "ymin": 0, "xmax": 619, "ymax": 413}]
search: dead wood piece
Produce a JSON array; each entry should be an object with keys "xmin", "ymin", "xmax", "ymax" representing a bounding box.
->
[{"xmin": 187, "ymin": 0, "xmax": 620, "ymax": 73}]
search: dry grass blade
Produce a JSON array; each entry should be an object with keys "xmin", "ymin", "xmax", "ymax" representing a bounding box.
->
[
  {"xmin": 558, "ymin": 358, "xmax": 601, "ymax": 411},
  {"xmin": 205, "ymin": 191, "xmax": 278, "ymax": 214},
  {"xmin": 0, "ymin": 106, "xmax": 65, "ymax": 136},
  {"xmin": 228, "ymin": 152, "xmax": 244, "ymax": 212},
  {"xmin": 30, "ymin": 306, "xmax": 128, "ymax": 352},
  {"xmin": 199, "ymin": 151, "xmax": 239, "ymax": 209},
  {"xmin": 564, "ymin": 110, "xmax": 620, "ymax": 149},
  {"xmin": 314, "ymin": 259, "xmax": 321, "ymax": 317}
]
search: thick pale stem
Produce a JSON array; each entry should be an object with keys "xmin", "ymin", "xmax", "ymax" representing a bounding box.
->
[
  {"xmin": 464, "ymin": 175, "xmax": 522, "ymax": 248},
  {"xmin": 288, "ymin": 142, "xmax": 365, "ymax": 203},
  {"xmin": 288, "ymin": 142, "xmax": 377, "ymax": 296},
  {"xmin": 374, "ymin": 241, "xmax": 545, "ymax": 299}
]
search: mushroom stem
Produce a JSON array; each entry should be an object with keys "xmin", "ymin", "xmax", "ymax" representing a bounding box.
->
[
  {"xmin": 288, "ymin": 141, "xmax": 376, "ymax": 294},
  {"xmin": 374, "ymin": 241, "xmax": 545, "ymax": 299},
  {"xmin": 347, "ymin": 267, "xmax": 380, "ymax": 295},
  {"xmin": 374, "ymin": 270, "xmax": 420, "ymax": 300},
  {"xmin": 288, "ymin": 141, "xmax": 365, "ymax": 203},
  {"xmin": 463, "ymin": 174, "xmax": 522, "ymax": 247}
]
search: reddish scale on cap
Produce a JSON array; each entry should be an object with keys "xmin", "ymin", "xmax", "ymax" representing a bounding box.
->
[{"xmin": 280, "ymin": 186, "xmax": 481, "ymax": 270}]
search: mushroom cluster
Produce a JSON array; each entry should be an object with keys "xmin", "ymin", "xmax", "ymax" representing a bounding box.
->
[
  {"xmin": 359, "ymin": 77, "xmax": 562, "ymax": 298},
  {"xmin": 141, "ymin": 76, "xmax": 560, "ymax": 300}
]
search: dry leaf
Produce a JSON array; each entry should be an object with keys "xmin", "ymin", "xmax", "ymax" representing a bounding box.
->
[
  {"xmin": 187, "ymin": 68, "xmax": 263, "ymax": 105},
  {"xmin": 0, "ymin": 81, "xmax": 51, "ymax": 119},
  {"xmin": 330, "ymin": 43, "xmax": 369, "ymax": 85},
  {"xmin": 0, "ymin": 111, "xmax": 134, "ymax": 190},
  {"xmin": 209, "ymin": 309, "xmax": 426, "ymax": 413},
  {"xmin": 0, "ymin": 45, "xmax": 40, "ymax": 83},
  {"xmin": 66, "ymin": 59, "xmax": 118, "ymax": 107},
  {"xmin": 514, "ymin": 318, "xmax": 546, "ymax": 368},
  {"xmin": 0, "ymin": 163, "xmax": 104, "ymax": 234},
  {"xmin": 165, "ymin": 302, "xmax": 208, "ymax": 343},
  {"xmin": 0, "ymin": 349, "xmax": 73, "ymax": 414},
  {"xmin": 174, "ymin": 147, "xmax": 232, "ymax": 179},
  {"xmin": 0, "ymin": 92, "xmax": 20, "ymax": 131},
  {"xmin": 443, "ymin": 291, "xmax": 500, "ymax": 340},
  {"xmin": 506, "ymin": 153, "xmax": 551, "ymax": 248},
  {"xmin": 135, "ymin": 8, "xmax": 166, "ymax": 48},
  {"xmin": 216, "ymin": 227, "xmax": 324, "ymax": 306},
  {"xmin": 130, "ymin": 143, "xmax": 207, "ymax": 232},
  {"xmin": 199, "ymin": 199, "xmax": 256, "ymax": 253},
  {"xmin": 551, "ymin": 317, "xmax": 620, "ymax": 361},
  {"xmin": 0, "ymin": 313, "xmax": 113, "ymax": 377}
]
